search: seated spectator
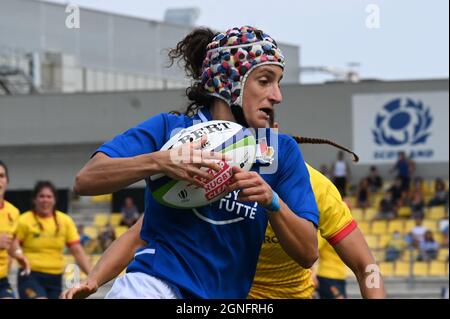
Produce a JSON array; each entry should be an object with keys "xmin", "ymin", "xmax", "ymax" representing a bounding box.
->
[
  {"xmin": 440, "ymin": 220, "xmax": 449, "ymax": 248},
  {"xmin": 385, "ymin": 231, "xmax": 407, "ymax": 262},
  {"xmin": 120, "ymin": 196, "xmax": 140, "ymax": 228},
  {"xmin": 408, "ymin": 177, "xmax": 425, "ymax": 219},
  {"xmin": 356, "ymin": 178, "xmax": 371, "ymax": 211},
  {"xmin": 367, "ymin": 165, "xmax": 383, "ymax": 193},
  {"xmin": 98, "ymin": 224, "xmax": 116, "ymax": 252},
  {"xmin": 77, "ymin": 224, "xmax": 91, "ymax": 247},
  {"xmin": 388, "ymin": 177, "xmax": 407, "ymax": 210},
  {"xmin": 428, "ymin": 178, "xmax": 448, "ymax": 207},
  {"xmin": 417, "ymin": 230, "xmax": 439, "ymax": 261},
  {"xmin": 411, "ymin": 218, "xmax": 427, "ymax": 248},
  {"xmin": 374, "ymin": 192, "xmax": 396, "ymax": 220}
]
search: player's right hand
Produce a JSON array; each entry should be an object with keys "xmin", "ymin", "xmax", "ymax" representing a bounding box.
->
[{"xmin": 60, "ymin": 279, "xmax": 98, "ymax": 299}]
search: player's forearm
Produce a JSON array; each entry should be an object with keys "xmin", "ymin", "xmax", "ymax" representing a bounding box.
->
[
  {"xmin": 334, "ymin": 228, "xmax": 386, "ymax": 298},
  {"xmin": 74, "ymin": 152, "xmax": 160, "ymax": 195},
  {"xmin": 268, "ymin": 199, "xmax": 318, "ymax": 268},
  {"xmin": 88, "ymin": 220, "xmax": 145, "ymax": 287},
  {"xmin": 70, "ymin": 244, "xmax": 92, "ymax": 275}
]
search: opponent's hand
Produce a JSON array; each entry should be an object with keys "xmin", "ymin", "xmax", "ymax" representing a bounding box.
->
[
  {"xmin": 155, "ymin": 135, "xmax": 228, "ymax": 187},
  {"xmin": 15, "ymin": 254, "xmax": 31, "ymax": 276},
  {"xmin": 60, "ymin": 279, "xmax": 99, "ymax": 299},
  {"xmin": 226, "ymin": 166, "xmax": 273, "ymax": 206},
  {"xmin": 0, "ymin": 234, "xmax": 12, "ymax": 249}
]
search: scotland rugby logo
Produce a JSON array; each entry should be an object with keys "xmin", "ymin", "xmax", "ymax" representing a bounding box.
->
[{"xmin": 372, "ymin": 98, "xmax": 433, "ymax": 146}]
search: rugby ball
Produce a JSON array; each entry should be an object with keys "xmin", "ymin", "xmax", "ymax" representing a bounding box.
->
[{"xmin": 150, "ymin": 120, "xmax": 256, "ymax": 209}]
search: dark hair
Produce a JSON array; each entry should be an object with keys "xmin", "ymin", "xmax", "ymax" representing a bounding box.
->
[
  {"xmin": 168, "ymin": 28, "xmax": 217, "ymax": 116},
  {"xmin": 32, "ymin": 180, "xmax": 59, "ymax": 234},
  {"xmin": 0, "ymin": 160, "xmax": 9, "ymax": 181},
  {"xmin": 292, "ymin": 136, "xmax": 359, "ymax": 162}
]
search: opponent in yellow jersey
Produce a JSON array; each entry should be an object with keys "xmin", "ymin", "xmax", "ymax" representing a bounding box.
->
[
  {"xmin": 16, "ymin": 181, "xmax": 91, "ymax": 299},
  {"xmin": 249, "ymin": 163, "xmax": 357, "ymax": 299},
  {"xmin": 0, "ymin": 161, "xmax": 30, "ymax": 298}
]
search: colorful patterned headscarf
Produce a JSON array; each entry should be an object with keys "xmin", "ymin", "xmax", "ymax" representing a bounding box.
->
[{"xmin": 200, "ymin": 26, "xmax": 285, "ymax": 108}]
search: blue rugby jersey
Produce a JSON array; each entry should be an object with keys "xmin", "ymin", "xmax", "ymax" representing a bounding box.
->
[{"xmin": 95, "ymin": 107, "xmax": 319, "ymax": 298}]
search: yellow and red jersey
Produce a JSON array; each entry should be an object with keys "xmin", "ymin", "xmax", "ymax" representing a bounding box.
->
[
  {"xmin": 249, "ymin": 163, "xmax": 356, "ymax": 299},
  {"xmin": 15, "ymin": 210, "xmax": 80, "ymax": 275},
  {"xmin": 0, "ymin": 200, "xmax": 20, "ymax": 278}
]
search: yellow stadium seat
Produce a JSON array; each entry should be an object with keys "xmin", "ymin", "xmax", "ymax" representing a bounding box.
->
[
  {"xmin": 372, "ymin": 194, "xmax": 384, "ymax": 208},
  {"xmin": 413, "ymin": 262, "xmax": 429, "ymax": 277},
  {"xmin": 90, "ymin": 254, "xmax": 102, "ymax": 266},
  {"xmin": 388, "ymin": 220, "xmax": 405, "ymax": 234},
  {"xmin": 437, "ymin": 248, "xmax": 449, "ymax": 262},
  {"xmin": 397, "ymin": 206, "xmax": 412, "ymax": 218},
  {"xmin": 404, "ymin": 220, "xmax": 416, "ymax": 233},
  {"xmin": 426, "ymin": 206, "xmax": 446, "ymax": 220},
  {"xmin": 357, "ymin": 221, "xmax": 370, "ymax": 235},
  {"xmin": 422, "ymin": 180, "xmax": 434, "ymax": 195},
  {"xmin": 400, "ymin": 249, "xmax": 418, "ymax": 262},
  {"xmin": 351, "ymin": 208, "xmax": 364, "ymax": 221},
  {"xmin": 115, "ymin": 226, "xmax": 128, "ymax": 237},
  {"xmin": 379, "ymin": 234, "xmax": 392, "ymax": 248},
  {"xmin": 110, "ymin": 213, "xmax": 123, "ymax": 226},
  {"xmin": 346, "ymin": 196, "xmax": 356, "ymax": 208},
  {"xmin": 365, "ymin": 207, "xmax": 378, "ymax": 220},
  {"xmin": 379, "ymin": 262, "xmax": 395, "ymax": 277},
  {"xmin": 93, "ymin": 213, "xmax": 110, "ymax": 227},
  {"xmin": 371, "ymin": 220, "xmax": 387, "ymax": 235},
  {"xmin": 83, "ymin": 226, "xmax": 98, "ymax": 239},
  {"xmin": 91, "ymin": 194, "xmax": 113, "ymax": 203},
  {"xmin": 423, "ymin": 220, "xmax": 438, "ymax": 233},
  {"xmin": 429, "ymin": 261, "xmax": 447, "ymax": 276},
  {"xmin": 372, "ymin": 249, "xmax": 385, "ymax": 262},
  {"xmin": 365, "ymin": 235, "xmax": 379, "ymax": 249},
  {"xmin": 395, "ymin": 262, "xmax": 411, "ymax": 277}
]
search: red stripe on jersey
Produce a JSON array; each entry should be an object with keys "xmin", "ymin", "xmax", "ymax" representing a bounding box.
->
[
  {"xmin": 327, "ymin": 220, "xmax": 357, "ymax": 246},
  {"xmin": 66, "ymin": 239, "xmax": 81, "ymax": 247}
]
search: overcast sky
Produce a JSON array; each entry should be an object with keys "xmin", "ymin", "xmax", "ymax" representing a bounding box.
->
[{"xmin": 44, "ymin": 0, "xmax": 449, "ymax": 83}]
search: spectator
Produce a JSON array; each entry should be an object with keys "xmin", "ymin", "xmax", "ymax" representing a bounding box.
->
[
  {"xmin": 408, "ymin": 177, "xmax": 425, "ymax": 219},
  {"xmin": 390, "ymin": 151, "xmax": 415, "ymax": 192},
  {"xmin": 120, "ymin": 197, "xmax": 140, "ymax": 228},
  {"xmin": 331, "ymin": 151, "xmax": 351, "ymax": 197},
  {"xmin": 98, "ymin": 224, "xmax": 116, "ymax": 252},
  {"xmin": 417, "ymin": 230, "xmax": 439, "ymax": 261},
  {"xmin": 77, "ymin": 225, "xmax": 91, "ymax": 247},
  {"xmin": 385, "ymin": 231, "xmax": 407, "ymax": 262},
  {"xmin": 356, "ymin": 178, "xmax": 370, "ymax": 211},
  {"xmin": 366, "ymin": 165, "xmax": 383, "ymax": 193},
  {"xmin": 428, "ymin": 178, "xmax": 448, "ymax": 207},
  {"xmin": 387, "ymin": 177, "xmax": 406, "ymax": 210},
  {"xmin": 439, "ymin": 220, "xmax": 449, "ymax": 248},
  {"xmin": 411, "ymin": 218, "xmax": 427, "ymax": 248},
  {"xmin": 374, "ymin": 192, "xmax": 396, "ymax": 220}
]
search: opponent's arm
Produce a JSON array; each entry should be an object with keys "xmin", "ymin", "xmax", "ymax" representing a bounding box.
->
[
  {"xmin": 61, "ymin": 216, "xmax": 145, "ymax": 299},
  {"xmin": 333, "ymin": 227, "xmax": 386, "ymax": 298}
]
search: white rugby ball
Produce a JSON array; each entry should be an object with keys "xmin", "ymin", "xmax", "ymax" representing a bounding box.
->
[{"xmin": 150, "ymin": 120, "xmax": 256, "ymax": 209}]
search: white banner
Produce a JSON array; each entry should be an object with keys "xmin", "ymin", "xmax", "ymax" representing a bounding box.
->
[{"xmin": 352, "ymin": 91, "xmax": 449, "ymax": 163}]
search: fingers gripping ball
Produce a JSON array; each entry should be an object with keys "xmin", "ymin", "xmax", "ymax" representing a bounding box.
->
[{"xmin": 150, "ymin": 121, "xmax": 257, "ymax": 209}]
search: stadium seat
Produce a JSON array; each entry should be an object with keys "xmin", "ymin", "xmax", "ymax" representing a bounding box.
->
[
  {"xmin": 437, "ymin": 248, "xmax": 449, "ymax": 262},
  {"xmin": 426, "ymin": 206, "xmax": 446, "ymax": 220},
  {"xmin": 345, "ymin": 196, "xmax": 356, "ymax": 208},
  {"xmin": 91, "ymin": 194, "xmax": 113, "ymax": 203},
  {"xmin": 110, "ymin": 213, "xmax": 123, "ymax": 226},
  {"xmin": 379, "ymin": 262, "xmax": 394, "ymax": 277},
  {"xmin": 372, "ymin": 249, "xmax": 385, "ymax": 262},
  {"xmin": 379, "ymin": 234, "xmax": 391, "ymax": 248},
  {"xmin": 371, "ymin": 220, "xmax": 387, "ymax": 235},
  {"xmin": 365, "ymin": 207, "xmax": 378, "ymax": 220},
  {"xmin": 83, "ymin": 226, "xmax": 98, "ymax": 239},
  {"xmin": 365, "ymin": 235, "xmax": 379, "ymax": 249},
  {"xmin": 90, "ymin": 254, "xmax": 102, "ymax": 266},
  {"xmin": 395, "ymin": 262, "xmax": 411, "ymax": 277},
  {"xmin": 413, "ymin": 262, "xmax": 429, "ymax": 277},
  {"xmin": 404, "ymin": 220, "xmax": 416, "ymax": 233},
  {"xmin": 115, "ymin": 226, "xmax": 128, "ymax": 237},
  {"xmin": 388, "ymin": 220, "xmax": 405, "ymax": 233},
  {"xmin": 429, "ymin": 261, "xmax": 447, "ymax": 276},
  {"xmin": 351, "ymin": 208, "xmax": 364, "ymax": 221},
  {"xmin": 357, "ymin": 221, "xmax": 370, "ymax": 234},
  {"xmin": 93, "ymin": 213, "xmax": 110, "ymax": 227},
  {"xmin": 422, "ymin": 220, "xmax": 438, "ymax": 233},
  {"xmin": 401, "ymin": 249, "xmax": 418, "ymax": 262},
  {"xmin": 372, "ymin": 193, "xmax": 384, "ymax": 208},
  {"xmin": 397, "ymin": 206, "xmax": 412, "ymax": 218}
]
